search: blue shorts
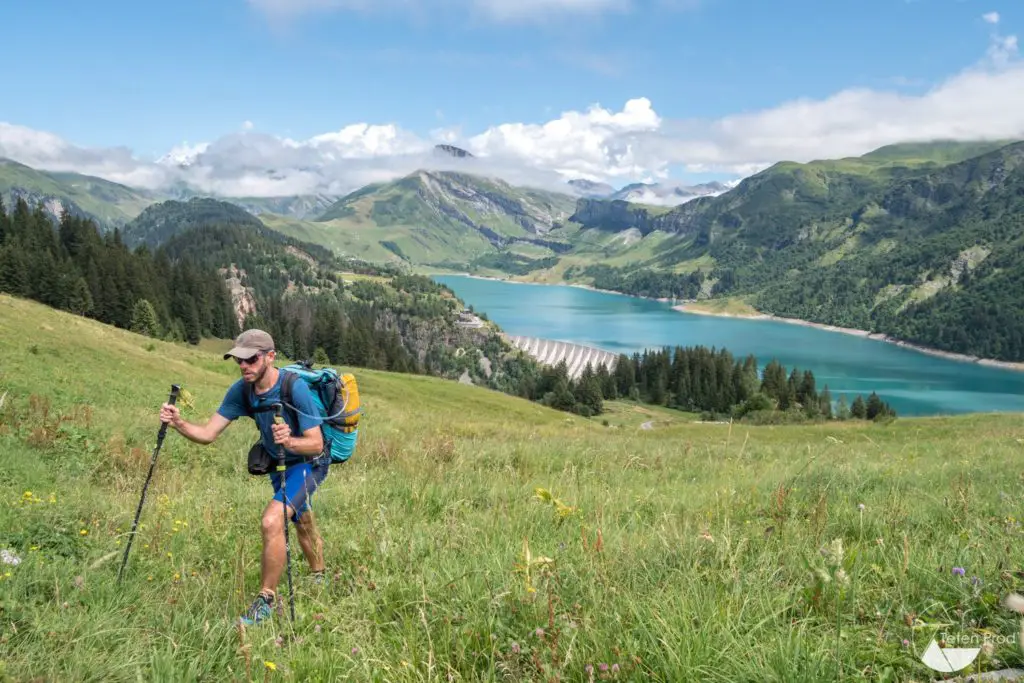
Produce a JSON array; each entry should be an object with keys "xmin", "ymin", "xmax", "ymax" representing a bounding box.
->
[{"xmin": 269, "ymin": 455, "xmax": 330, "ymax": 522}]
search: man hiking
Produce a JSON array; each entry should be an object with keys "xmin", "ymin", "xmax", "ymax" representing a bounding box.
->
[{"xmin": 158, "ymin": 328, "xmax": 330, "ymax": 626}]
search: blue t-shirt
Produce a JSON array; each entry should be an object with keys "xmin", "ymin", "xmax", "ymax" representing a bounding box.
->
[{"xmin": 217, "ymin": 370, "xmax": 323, "ymax": 465}]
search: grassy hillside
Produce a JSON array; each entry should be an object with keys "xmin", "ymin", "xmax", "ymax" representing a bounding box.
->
[
  {"xmin": 3, "ymin": 294, "xmax": 1024, "ymax": 681},
  {"xmin": 0, "ymin": 158, "xmax": 156, "ymax": 228},
  {"xmin": 258, "ymin": 213, "xmax": 414, "ymax": 266}
]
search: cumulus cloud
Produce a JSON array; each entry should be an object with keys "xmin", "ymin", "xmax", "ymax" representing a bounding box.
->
[
  {"xmin": 0, "ymin": 29, "xmax": 1021, "ymax": 199},
  {"xmin": 983, "ymin": 11, "xmax": 1000, "ymax": 24}
]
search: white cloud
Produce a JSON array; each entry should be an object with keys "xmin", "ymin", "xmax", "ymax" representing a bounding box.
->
[
  {"xmin": 0, "ymin": 30, "xmax": 1021, "ymax": 199},
  {"xmin": 983, "ymin": 11, "xmax": 1000, "ymax": 24}
]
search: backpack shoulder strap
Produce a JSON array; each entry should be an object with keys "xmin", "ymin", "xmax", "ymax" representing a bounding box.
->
[
  {"xmin": 281, "ymin": 370, "xmax": 298, "ymax": 418},
  {"xmin": 244, "ymin": 369, "xmax": 298, "ymax": 419}
]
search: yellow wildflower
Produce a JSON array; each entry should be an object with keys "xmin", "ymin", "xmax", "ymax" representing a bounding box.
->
[{"xmin": 264, "ymin": 661, "xmax": 277, "ymax": 671}]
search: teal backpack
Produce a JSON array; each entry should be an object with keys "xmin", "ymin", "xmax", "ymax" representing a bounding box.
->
[{"xmin": 246, "ymin": 360, "xmax": 362, "ymax": 465}]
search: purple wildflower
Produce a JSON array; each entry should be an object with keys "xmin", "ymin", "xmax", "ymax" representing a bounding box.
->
[
  {"xmin": 952, "ymin": 567, "xmax": 966, "ymax": 576},
  {"xmin": 599, "ymin": 663, "xmax": 609, "ymax": 672}
]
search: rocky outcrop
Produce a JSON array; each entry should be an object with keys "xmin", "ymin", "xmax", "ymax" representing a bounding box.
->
[
  {"xmin": 219, "ymin": 264, "xmax": 257, "ymax": 329},
  {"xmin": 434, "ymin": 144, "xmax": 474, "ymax": 159},
  {"xmin": 568, "ymin": 178, "xmax": 615, "ymax": 198},
  {"xmin": 416, "ymin": 171, "xmax": 572, "ymax": 237}
]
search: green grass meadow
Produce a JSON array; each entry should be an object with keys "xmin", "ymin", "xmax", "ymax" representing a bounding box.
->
[{"xmin": 3, "ymin": 293, "xmax": 1024, "ymax": 681}]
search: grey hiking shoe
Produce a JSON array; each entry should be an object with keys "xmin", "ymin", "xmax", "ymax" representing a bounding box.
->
[
  {"xmin": 239, "ymin": 591, "xmax": 274, "ymax": 626},
  {"xmin": 306, "ymin": 570, "xmax": 328, "ymax": 588}
]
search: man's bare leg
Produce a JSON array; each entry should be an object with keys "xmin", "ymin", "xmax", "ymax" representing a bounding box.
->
[
  {"xmin": 259, "ymin": 499, "xmax": 294, "ymax": 595},
  {"xmin": 294, "ymin": 511, "xmax": 325, "ymax": 573}
]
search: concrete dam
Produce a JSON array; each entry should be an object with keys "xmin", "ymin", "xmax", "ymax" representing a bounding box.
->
[{"xmin": 504, "ymin": 335, "xmax": 618, "ymax": 379}]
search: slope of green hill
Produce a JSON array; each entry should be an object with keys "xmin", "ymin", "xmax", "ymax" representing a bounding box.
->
[
  {"xmin": 258, "ymin": 213, "xmax": 406, "ymax": 265},
  {"xmin": 557, "ymin": 140, "xmax": 1024, "ymax": 362},
  {"xmin": 120, "ymin": 197, "xmax": 265, "ymax": 248},
  {"xmin": 0, "ymin": 158, "xmax": 156, "ymax": 227},
  {"xmin": 3, "ymin": 295, "xmax": 1024, "ymax": 681},
  {"xmin": 313, "ymin": 170, "xmax": 577, "ymax": 267}
]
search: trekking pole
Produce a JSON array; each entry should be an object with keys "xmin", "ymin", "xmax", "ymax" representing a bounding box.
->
[
  {"xmin": 274, "ymin": 403, "xmax": 296, "ymax": 622},
  {"xmin": 118, "ymin": 384, "xmax": 181, "ymax": 583}
]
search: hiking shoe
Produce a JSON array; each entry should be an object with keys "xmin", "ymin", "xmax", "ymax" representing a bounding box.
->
[
  {"xmin": 306, "ymin": 570, "xmax": 328, "ymax": 588},
  {"xmin": 239, "ymin": 591, "xmax": 274, "ymax": 626}
]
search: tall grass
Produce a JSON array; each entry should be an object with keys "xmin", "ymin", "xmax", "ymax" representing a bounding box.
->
[{"xmin": 2, "ymin": 293, "xmax": 1024, "ymax": 681}]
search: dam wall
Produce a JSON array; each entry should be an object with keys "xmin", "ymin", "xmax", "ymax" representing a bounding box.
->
[{"xmin": 504, "ymin": 335, "xmax": 618, "ymax": 380}]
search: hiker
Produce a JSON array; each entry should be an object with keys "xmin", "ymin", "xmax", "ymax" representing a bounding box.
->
[{"xmin": 158, "ymin": 328, "xmax": 331, "ymax": 626}]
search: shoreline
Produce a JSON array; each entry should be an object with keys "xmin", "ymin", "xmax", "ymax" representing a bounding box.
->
[
  {"xmin": 433, "ymin": 271, "xmax": 1024, "ymax": 373},
  {"xmin": 673, "ymin": 303, "xmax": 1024, "ymax": 373},
  {"xmin": 446, "ymin": 271, "xmax": 677, "ymax": 302}
]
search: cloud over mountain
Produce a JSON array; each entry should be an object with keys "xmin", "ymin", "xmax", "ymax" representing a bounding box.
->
[{"xmin": 0, "ymin": 26, "xmax": 1020, "ymax": 198}]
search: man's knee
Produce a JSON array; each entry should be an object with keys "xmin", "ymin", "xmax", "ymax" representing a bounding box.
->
[{"xmin": 261, "ymin": 502, "xmax": 290, "ymax": 535}]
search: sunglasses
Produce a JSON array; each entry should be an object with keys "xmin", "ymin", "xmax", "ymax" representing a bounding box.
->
[{"xmin": 235, "ymin": 353, "xmax": 263, "ymax": 366}]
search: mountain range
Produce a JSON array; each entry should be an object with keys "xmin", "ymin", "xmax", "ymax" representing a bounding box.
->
[
  {"xmin": 3, "ymin": 136, "xmax": 1024, "ymax": 362},
  {"xmin": 0, "ymin": 143, "xmax": 724, "ymax": 230}
]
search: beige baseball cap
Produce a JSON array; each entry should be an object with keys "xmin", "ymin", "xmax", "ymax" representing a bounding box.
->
[{"xmin": 223, "ymin": 329, "xmax": 275, "ymax": 360}]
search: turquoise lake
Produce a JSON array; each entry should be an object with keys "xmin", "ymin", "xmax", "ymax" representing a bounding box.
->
[{"xmin": 433, "ymin": 274, "xmax": 1024, "ymax": 417}]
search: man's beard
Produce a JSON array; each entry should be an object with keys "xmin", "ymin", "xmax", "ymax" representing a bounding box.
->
[{"xmin": 246, "ymin": 361, "xmax": 269, "ymax": 385}]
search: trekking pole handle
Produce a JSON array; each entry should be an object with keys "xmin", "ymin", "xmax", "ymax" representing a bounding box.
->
[
  {"xmin": 273, "ymin": 403, "xmax": 286, "ymax": 471},
  {"xmin": 158, "ymin": 384, "xmax": 182, "ymax": 439}
]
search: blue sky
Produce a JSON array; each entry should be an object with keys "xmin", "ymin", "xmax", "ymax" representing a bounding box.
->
[{"xmin": 0, "ymin": 0, "xmax": 1020, "ymax": 196}]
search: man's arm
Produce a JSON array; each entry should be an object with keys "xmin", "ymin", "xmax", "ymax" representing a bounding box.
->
[
  {"xmin": 272, "ymin": 422, "xmax": 323, "ymax": 456},
  {"xmin": 160, "ymin": 403, "xmax": 231, "ymax": 445},
  {"xmin": 273, "ymin": 378, "xmax": 324, "ymax": 456}
]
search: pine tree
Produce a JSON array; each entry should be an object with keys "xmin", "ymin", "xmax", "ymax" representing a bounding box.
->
[
  {"xmin": 182, "ymin": 298, "xmax": 202, "ymax": 345},
  {"xmin": 0, "ymin": 196, "xmax": 8, "ymax": 244},
  {"xmin": 66, "ymin": 277, "xmax": 94, "ymax": 316},
  {"xmin": 574, "ymin": 373, "xmax": 605, "ymax": 417},
  {"xmin": 819, "ymin": 385, "xmax": 833, "ymax": 419},
  {"xmin": 130, "ymin": 299, "xmax": 161, "ymax": 338},
  {"xmin": 866, "ymin": 392, "xmax": 885, "ymax": 420},
  {"xmin": 851, "ymin": 395, "xmax": 867, "ymax": 419},
  {"xmin": 836, "ymin": 394, "xmax": 851, "ymax": 420},
  {"xmin": 313, "ymin": 346, "xmax": 331, "ymax": 365}
]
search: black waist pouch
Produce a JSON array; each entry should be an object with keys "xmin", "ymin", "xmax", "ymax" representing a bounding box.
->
[{"xmin": 247, "ymin": 441, "xmax": 274, "ymax": 476}]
